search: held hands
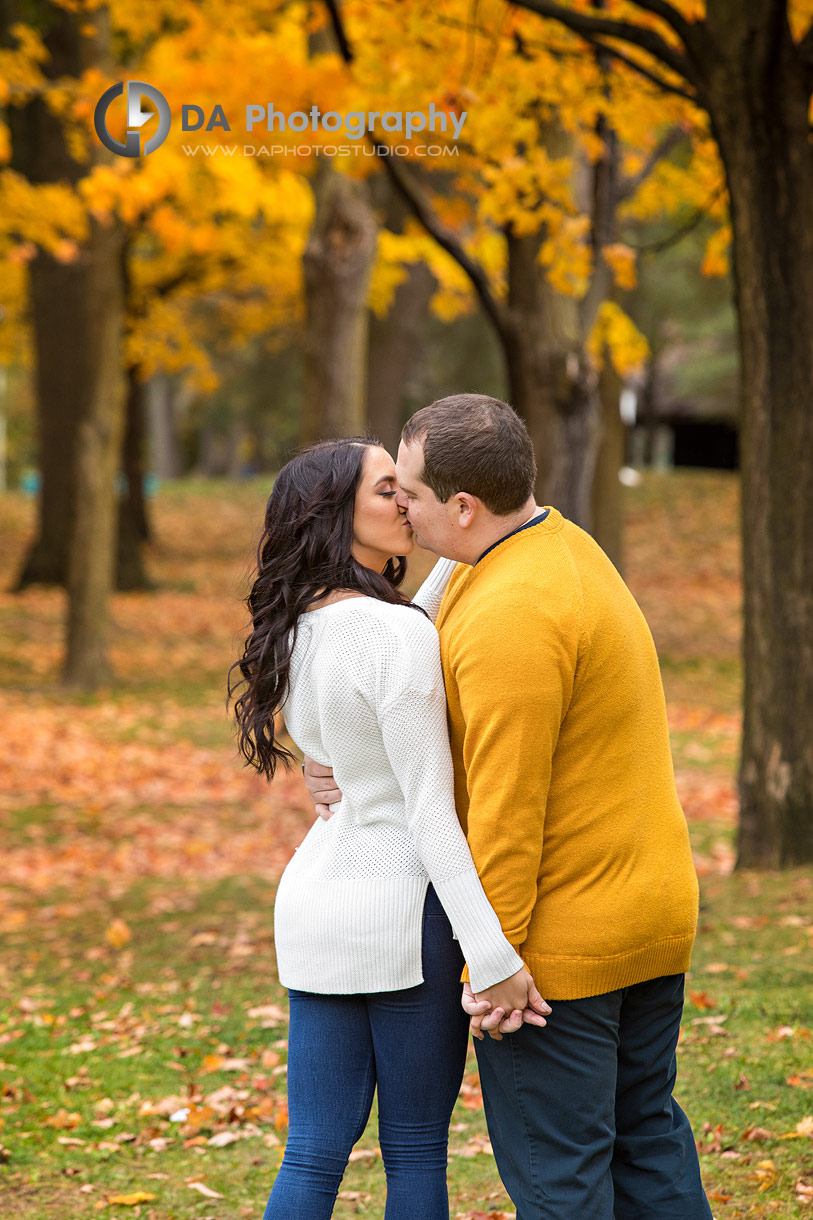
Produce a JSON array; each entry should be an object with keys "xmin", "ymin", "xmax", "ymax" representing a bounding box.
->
[
  {"xmin": 302, "ymin": 755, "xmax": 342, "ymax": 820},
  {"xmin": 462, "ymin": 967, "xmax": 551, "ymax": 1041}
]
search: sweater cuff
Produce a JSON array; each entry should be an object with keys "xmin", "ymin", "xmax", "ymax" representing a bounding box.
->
[{"xmin": 460, "ymin": 947, "xmax": 526, "ymax": 989}]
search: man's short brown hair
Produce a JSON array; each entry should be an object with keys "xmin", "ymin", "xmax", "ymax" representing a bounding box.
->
[{"xmin": 400, "ymin": 393, "xmax": 537, "ymax": 516}]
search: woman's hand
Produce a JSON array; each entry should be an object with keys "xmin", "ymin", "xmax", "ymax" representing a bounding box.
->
[
  {"xmin": 461, "ymin": 968, "xmax": 551, "ymax": 1041},
  {"xmin": 302, "ymin": 755, "xmax": 343, "ymax": 820}
]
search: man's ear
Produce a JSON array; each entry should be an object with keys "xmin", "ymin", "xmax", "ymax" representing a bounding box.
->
[{"xmin": 455, "ymin": 492, "xmax": 478, "ymax": 529}]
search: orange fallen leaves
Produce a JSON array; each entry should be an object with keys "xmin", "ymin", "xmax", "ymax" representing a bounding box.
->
[
  {"xmin": 689, "ymin": 991, "xmax": 717, "ymax": 1010},
  {"xmin": 459, "ymin": 1073, "xmax": 484, "ymax": 1110},
  {"xmin": 787, "ymin": 1071, "xmax": 813, "ymax": 1089},
  {"xmin": 107, "ymin": 1192, "xmax": 156, "ymax": 1206},
  {"xmin": 104, "ymin": 918, "xmax": 132, "ymax": 950},
  {"xmin": 43, "ymin": 1108, "xmax": 82, "ymax": 1129},
  {"xmin": 747, "ymin": 1159, "xmax": 776, "ymax": 1192}
]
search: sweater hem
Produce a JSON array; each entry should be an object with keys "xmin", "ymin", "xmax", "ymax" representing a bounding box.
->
[{"xmin": 503, "ymin": 933, "xmax": 696, "ymax": 1001}]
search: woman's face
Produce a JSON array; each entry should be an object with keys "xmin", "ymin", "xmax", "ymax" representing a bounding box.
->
[{"xmin": 351, "ymin": 445, "xmax": 415, "ymax": 571}]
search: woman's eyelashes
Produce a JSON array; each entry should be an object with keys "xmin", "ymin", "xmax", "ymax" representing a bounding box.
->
[{"xmin": 380, "ymin": 491, "xmax": 398, "ymax": 498}]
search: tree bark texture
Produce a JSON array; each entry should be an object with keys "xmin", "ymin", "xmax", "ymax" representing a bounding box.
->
[{"xmin": 300, "ymin": 164, "xmax": 377, "ymax": 444}]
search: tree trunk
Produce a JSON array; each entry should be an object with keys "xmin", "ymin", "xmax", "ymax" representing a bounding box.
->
[
  {"xmin": 504, "ymin": 229, "xmax": 601, "ymax": 529},
  {"xmin": 147, "ymin": 375, "xmax": 183, "ymax": 479},
  {"xmin": 116, "ymin": 365, "xmax": 151, "ymax": 591},
  {"xmin": 4, "ymin": 1, "xmax": 84, "ymax": 590},
  {"xmin": 300, "ymin": 163, "xmax": 377, "ymax": 444},
  {"xmin": 367, "ymin": 261, "xmax": 436, "ymax": 452},
  {"xmin": 703, "ymin": 13, "xmax": 813, "ymax": 866},
  {"xmin": 13, "ymin": 247, "xmax": 81, "ymax": 588},
  {"xmin": 366, "ymin": 179, "xmax": 436, "ymax": 452},
  {"xmin": 2, "ymin": 3, "xmax": 129, "ymax": 686},
  {"xmin": 591, "ymin": 360, "xmax": 625, "ymax": 571},
  {"xmin": 62, "ymin": 211, "xmax": 127, "ymax": 688}
]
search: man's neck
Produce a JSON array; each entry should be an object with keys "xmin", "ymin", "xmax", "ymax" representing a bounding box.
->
[{"xmin": 459, "ymin": 498, "xmax": 541, "ymax": 566}]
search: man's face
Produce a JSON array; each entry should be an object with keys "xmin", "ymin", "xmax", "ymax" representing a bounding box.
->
[{"xmin": 395, "ymin": 439, "xmax": 458, "ymax": 557}]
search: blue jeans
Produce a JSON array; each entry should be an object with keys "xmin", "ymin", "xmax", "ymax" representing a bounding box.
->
[
  {"xmin": 475, "ymin": 972, "xmax": 713, "ymax": 1220},
  {"xmin": 263, "ymin": 884, "xmax": 471, "ymax": 1220}
]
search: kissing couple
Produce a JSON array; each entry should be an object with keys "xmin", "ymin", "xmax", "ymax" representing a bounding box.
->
[{"xmin": 230, "ymin": 393, "xmax": 713, "ymax": 1220}]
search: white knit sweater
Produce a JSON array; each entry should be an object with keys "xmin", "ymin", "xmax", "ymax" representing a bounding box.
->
[{"xmin": 273, "ymin": 559, "xmax": 524, "ymax": 994}]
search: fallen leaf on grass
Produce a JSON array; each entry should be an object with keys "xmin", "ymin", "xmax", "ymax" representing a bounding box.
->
[
  {"xmin": 779, "ymin": 1116, "xmax": 813, "ymax": 1139},
  {"xmin": 748, "ymin": 1159, "xmax": 776, "ymax": 1192},
  {"xmin": 451, "ymin": 1134, "xmax": 494, "ymax": 1158},
  {"xmin": 454, "ymin": 1211, "xmax": 515, "ymax": 1219},
  {"xmin": 698, "ymin": 1122, "xmax": 724, "ymax": 1153},
  {"xmin": 742, "ymin": 1126, "xmax": 773, "ymax": 1142},
  {"xmin": 458, "ymin": 1077, "xmax": 484, "ymax": 1110},
  {"xmin": 107, "ymin": 1192, "xmax": 156, "ymax": 1206},
  {"xmin": 43, "ymin": 1109, "xmax": 82, "ymax": 1129},
  {"xmin": 787, "ymin": 1071, "xmax": 813, "ymax": 1088},
  {"xmin": 688, "ymin": 991, "xmax": 717, "ymax": 1010},
  {"xmin": 105, "ymin": 919, "xmax": 132, "ymax": 950},
  {"xmin": 187, "ymin": 1181, "xmax": 224, "ymax": 1198},
  {"xmin": 246, "ymin": 1004, "xmax": 288, "ymax": 1023},
  {"xmin": 707, "ymin": 1190, "xmax": 733, "ymax": 1203},
  {"xmin": 207, "ymin": 1131, "xmax": 240, "ymax": 1147},
  {"xmin": 796, "ymin": 1178, "xmax": 813, "ymax": 1203},
  {"xmin": 348, "ymin": 1147, "xmax": 381, "ymax": 1162}
]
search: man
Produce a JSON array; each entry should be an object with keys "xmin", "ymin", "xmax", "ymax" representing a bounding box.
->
[{"xmin": 304, "ymin": 394, "xmax": 712, "ymax": 1220}]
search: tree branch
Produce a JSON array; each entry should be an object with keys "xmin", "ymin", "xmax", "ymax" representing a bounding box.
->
[
  {"xmin": 618, "ymin": 125, "xmax": 687, "ymax": 202},
  {"xmin": 508, "ymin": 0, "xmax": 702, "ymax": 92},
  {"xmin": 627, "ymin": 182, "xmax": 727, "ymax": 255},
  {"xmin": 625, "ymin": 0, "xmax": 699, "ymax": 50},
  {"xmin": 322, "ymin": 0, "xmax": 509, "ymax": 344},
  {"xmin": 571, "ymin": 29, "xmax": 699, "ymax": 103}
]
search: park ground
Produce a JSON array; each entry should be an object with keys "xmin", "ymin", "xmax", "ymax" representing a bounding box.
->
[{"xmin": 0, "ymin": 470, "xmax": 811, "ymax": 1220}]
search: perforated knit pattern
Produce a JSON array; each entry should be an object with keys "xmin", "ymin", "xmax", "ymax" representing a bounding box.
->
[{"xmin": 273, "ymin": 561, "xmax": 523, "ymax": 995}]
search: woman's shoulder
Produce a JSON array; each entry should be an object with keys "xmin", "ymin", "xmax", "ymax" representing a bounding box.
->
[{"xmin": 310, "ymin": 597, "xmax": 438, "ymax": 664}]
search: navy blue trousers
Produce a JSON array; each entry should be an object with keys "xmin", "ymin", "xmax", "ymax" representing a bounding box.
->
[{"xmin": 475, "ymin": 972, "xmax": 713, "ymax": 1220}]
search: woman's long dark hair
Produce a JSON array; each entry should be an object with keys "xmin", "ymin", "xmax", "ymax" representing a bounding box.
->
[{"xmin": 228, "ymin": 437, "xmax": 425, "ymax": 780}]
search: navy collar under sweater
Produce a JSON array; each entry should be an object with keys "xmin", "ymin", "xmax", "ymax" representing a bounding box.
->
[{"xmin": 475, "ymin": 508, "xmax": 551, "ymax": 566}]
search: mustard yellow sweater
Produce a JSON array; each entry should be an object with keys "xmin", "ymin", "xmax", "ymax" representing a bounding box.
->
[{"xmin": 436, "ymin": 508, "xmax": 699, "ymax": 1000}]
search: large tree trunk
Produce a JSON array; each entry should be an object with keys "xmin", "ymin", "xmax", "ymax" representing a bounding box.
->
[
  {"xmin": 5, "ymin": 1, "xmax": 82, "ymax": 590},
  {"xmin": 300, "ymin": 163, "xmax": 377, "ymax": 444},
  {"xmin": 704, "ymin": 9, "xmax": 813, "ymax": 866},
  {"xmin": 2, "ymin": 3, "xmax": 128, "ymax": 686},
  {"xmin": 13, "ymin": 248, "xmax": 81, "ymax": 589},
  {"xmin": 63, "ymin": 214, "xmax": 127, "ymax": 688}
]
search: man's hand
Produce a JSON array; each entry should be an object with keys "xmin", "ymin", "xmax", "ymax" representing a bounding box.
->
[
  {"xmin": 302, "ymin": 755, "xmax": 343, "ymax": 821},
  {"xmin": 462, "ymin": 968, "xmax": 551, "ymax": 1041}
]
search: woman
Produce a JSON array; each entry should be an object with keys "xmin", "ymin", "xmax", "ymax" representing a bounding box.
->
[{"xmin": 228, "ymin": 437, "xmax": 546, "ymax": 1220}]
